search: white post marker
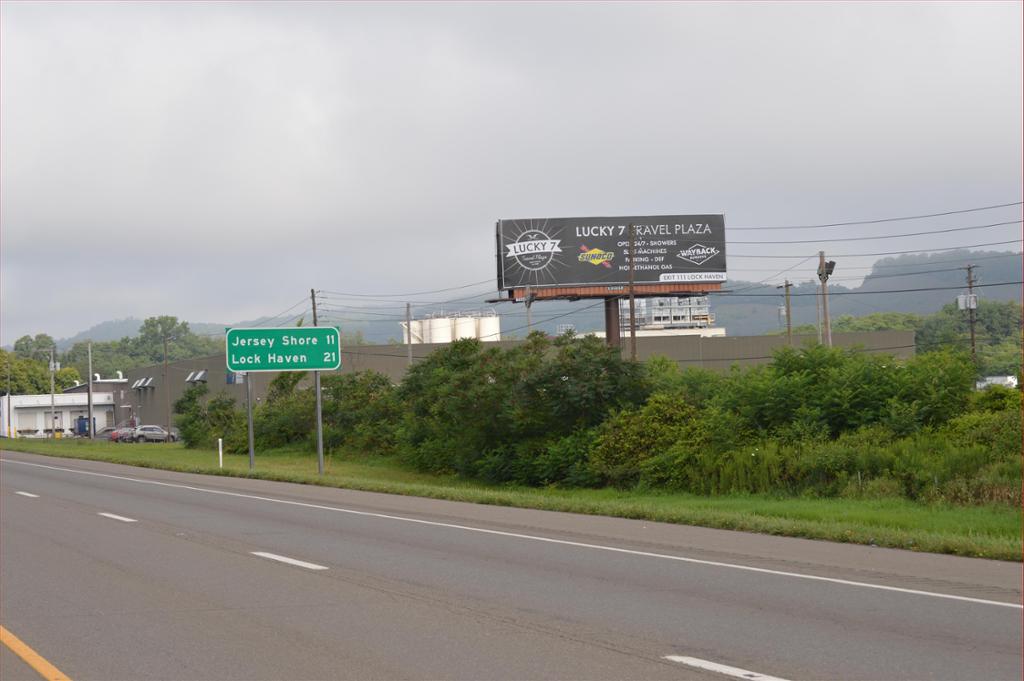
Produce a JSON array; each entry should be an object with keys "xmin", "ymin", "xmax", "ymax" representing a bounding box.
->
[{"xmin": 218, "ymin": 438, "xmax": 223, "ymax": 469}]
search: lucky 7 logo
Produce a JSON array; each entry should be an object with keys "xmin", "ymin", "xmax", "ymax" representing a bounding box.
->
[
  {"xmin": 505, "ymin": 229, "xmax": 562, "ymax": 271},
  {"xmin": 578, "ymin": 244, "xmax": 614, "ymax": 268}
]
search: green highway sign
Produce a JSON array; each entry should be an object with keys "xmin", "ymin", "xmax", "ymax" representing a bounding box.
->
[{"xmin": 225, "ymin": 327, "xmax": 342, "ymax": 373}]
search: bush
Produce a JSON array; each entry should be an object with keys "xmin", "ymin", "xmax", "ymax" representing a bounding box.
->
[
  {"xmin": 321, "ymin": 371, "xmax": 400, "ymax": 455},
  {"xmin": 396, "ymin": 333, "xmax": 649, "ymax": 478},
  {"xmin": 173, "ymin": 383, "xmax": 211, "ymax": 448},
  {"xmin": 533, "ymin": 429, "xmax": 602, "ymax": 488},
  {"xmin": 174, "ymin": 384, "xmax": 247, "ymax": 451},
  {"xmin": 588, "ymin": 393, "xmax": 697, "ymax": 487}
]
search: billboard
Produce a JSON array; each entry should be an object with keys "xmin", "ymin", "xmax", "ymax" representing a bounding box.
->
[{"xmin": 497, "ymin": 215, "xmax": 726, "ymax": 290}]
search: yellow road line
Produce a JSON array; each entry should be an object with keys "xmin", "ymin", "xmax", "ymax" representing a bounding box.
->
[{"xmin": 0, "ymin": 625, "xmax": 72, "ymax": 681}]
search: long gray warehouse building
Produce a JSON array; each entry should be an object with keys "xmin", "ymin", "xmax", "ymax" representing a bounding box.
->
[{"xmin": 118, "ymin": 331, "xmax": 914, "ymax": 428}]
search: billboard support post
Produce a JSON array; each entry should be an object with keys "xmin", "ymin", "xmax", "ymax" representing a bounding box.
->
[
  {"xmin": 628, "ymin": 223, "xmax": 637, "ymax": 361},
  {"xmin": 525, "ymin": 285, "xmax": 532, "ymax": 331},
  {"xmin": 604, "ymin": 298, "xmax": 621, "ymax": 348}
]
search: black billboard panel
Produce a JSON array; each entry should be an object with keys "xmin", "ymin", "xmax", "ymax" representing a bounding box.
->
[{"xmin": 497, "ymin": 215, "xmax": 726, "ymax": 289}]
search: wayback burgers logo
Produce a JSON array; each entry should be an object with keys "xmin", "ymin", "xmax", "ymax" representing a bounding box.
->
[
  {"xmin": 505, "ymin": 229, "xmax": 562, "ymax": 271},
  {"xmin": 676, "ymin": 243, "xmax": 720, "ymax": 266}
]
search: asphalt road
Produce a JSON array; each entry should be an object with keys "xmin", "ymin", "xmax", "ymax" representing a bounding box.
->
[{"xmin": 1, "ymin": 450, "xmax": 1020, "ymax": 681}]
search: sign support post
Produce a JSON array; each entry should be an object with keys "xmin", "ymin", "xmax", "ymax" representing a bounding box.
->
[{"xmin": 245, "ymin": 372, "xmax": 254, "ymax": 471}]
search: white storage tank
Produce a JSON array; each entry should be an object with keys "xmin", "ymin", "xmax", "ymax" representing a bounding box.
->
[
  {"xmin": 429, "ymin": 317, "xmax": 453, "ymax": 344},
  {"xmin": 454, "ymin": 316, "xmax": 477, "ymax": 340},
  {"xmin": 410, "ymin": 319, "xmax": 427, "ymax": 344},
  {"xmin": 478, "ymin": 315, "xmax": 501, "ymax": 341}
]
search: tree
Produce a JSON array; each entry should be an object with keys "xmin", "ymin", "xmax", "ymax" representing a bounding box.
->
[
  {"xmin": 0, "ymin": 349, "xmax": 80, "ymax": 394},
  {"xmin": 13, "ymin": 333, "xmax": 56, "ymax": 361},
  {"xmin": 59, "ymin": 315, "xmax": 223, "ymax": 378}
]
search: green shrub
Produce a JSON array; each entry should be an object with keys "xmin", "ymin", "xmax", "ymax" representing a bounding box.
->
[
  {"xmin": 533, "ymin": 429, "xmax": 601, "ymax": 487},
  {"xmin": 396, "ymin": 333, "xmax": 648, "ymax": 479},
  {"xmin": 173, "ymin": 383, "xmax": 211, "ymax": 448},
  {"xmin": 321, "ymin": 371, "xmax": 400, "ymax": 455},
  {"xmin": 588, "ymin": 393, "xmax": 697, "ymax": 487}
]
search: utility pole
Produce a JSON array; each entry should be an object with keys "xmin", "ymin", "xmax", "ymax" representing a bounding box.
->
[
  {"xmin": 163, "ymin": 336, "xmax": 171, "ymax": 443},
  {"xmin": 405, "ymin": 302, "xmax": 413, "ymax": 366},
  {"xmin": 311, "ymin": 288, "xmax": 325, "ymax": 475},
  {"xmin": 965, "ymin": 264, "xmax": 978, "ymax": 363},
  {"xmin": 87, "ymin": 342, "xmax": 94, "ymax": 439},
  {"xmin": 816, "ymin": 280, "xmax": 822, "ymax": 344},
  {"xmin": 628, "ymin": 223, "xmax": 637, "ymax": 361},
  {"xmin": 818, "ymin": 251, "xmax": 835, "ymax": 348},
  {"xmin": 777, "ymin": 280, "xmax": 793, "ymax": 346},
  {"xmin": 49, "ymin": 348, "xmax": 56, "ymax": 439}
]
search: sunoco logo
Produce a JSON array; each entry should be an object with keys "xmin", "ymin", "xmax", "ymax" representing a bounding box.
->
[
  {"xmin": 676, "ymin": 244, "xmax": 720, "ymax": 266},
  {"xmin": 578, "ymin": 245, "xmax": 614, "ymax": 268},
  {"xmin": 505, "ymin": 229, "xmax": 562, "ymax": 271}
]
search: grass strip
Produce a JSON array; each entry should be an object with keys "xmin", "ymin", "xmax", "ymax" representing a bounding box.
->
[{"xmin": 4, "ymin": 438, "xmax": 1020, "ymax": 561}]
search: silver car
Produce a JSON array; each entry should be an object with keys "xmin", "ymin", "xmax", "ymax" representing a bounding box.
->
[{"xmin": 133, "ymin": 425, "xmax": 178, "ymax": 443}]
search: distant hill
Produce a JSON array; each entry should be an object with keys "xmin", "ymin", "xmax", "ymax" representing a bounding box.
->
[
  {"xmin": 56, "ymin": 317, "xmax": 147, "ymax": 350},
  {"xmin": 53, "ymin": 250, "xmax": 1021, "ymax": 346},
  {"xmin": 56, "ymin": 317, "xmax": 284, "ymax": 350}
]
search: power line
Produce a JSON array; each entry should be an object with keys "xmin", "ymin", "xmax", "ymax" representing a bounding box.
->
[
  {"xmin": 730, "ymin": 256, "xmax": 816, "ymax": 293},
  {"xmin": 320, "ymin": 279, "xmax": 494, "ymax": 298},
  {"xmin": 714, "ymin": 280, "xmax": 1022, "ymax": 298},
  {"xmin": 729, "ymin": 201, "xmax": 1022, "ymax": 231},
  {"xmin": 248, "ymin": 297, "xmax": 310, "ymax": 327},
  {"xmin": 727, "ymin": 251, "xmax": 1021, "ymax": 273},
  {"xmin": 730, "ymin": 265, "xmax": 985, "ymax": 292},
  {"xmin": 728, "ymin": 219, "xmax": 1021, "ymax": 244},
  {"xmin": 729, "ymin": 239, "xmax": 1022, "ymax": 259}
]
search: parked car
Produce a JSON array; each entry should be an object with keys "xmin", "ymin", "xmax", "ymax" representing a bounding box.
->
[
  {"xmin": 95, "ymin": 426, "xmax": 117, "ymax": 440},
  {"xmin": 112, "ymin": 427, "xmax": 136, "ymax": 443},
  {"xmin": 133, "ymin": 425, "xmax": 178, "ymax": 443}
]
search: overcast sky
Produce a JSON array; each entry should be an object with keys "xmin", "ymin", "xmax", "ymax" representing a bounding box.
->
[{"xmin": 2, "ymin": 1, "xmax": 1021, "ymax": 344}]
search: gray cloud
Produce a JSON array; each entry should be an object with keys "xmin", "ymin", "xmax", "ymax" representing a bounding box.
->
[{"xmin": 2, "ymin": 1, "xmax": 1021, "ymax": 342}]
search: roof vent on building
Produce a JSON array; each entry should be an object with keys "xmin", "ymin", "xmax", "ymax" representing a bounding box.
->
[
  {"xmin": 116, "ymin": 371, "xmax": 124, "ymax": 380},
  {"xmin": 94, "ymin": 374, "xmax": 101, "ymax": 381}
]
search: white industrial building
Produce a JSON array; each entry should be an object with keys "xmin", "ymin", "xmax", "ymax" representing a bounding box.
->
[
  {"xmin": 401, "ymin": 312, "xmax": 502, "ymax": 344},
  {"xmin": 615, "ymin": 296, "xmax": 726, "ymax": 337},
  {"xmin": 1, "ymin": 392, "xmax": 116, "ymax": 438}
]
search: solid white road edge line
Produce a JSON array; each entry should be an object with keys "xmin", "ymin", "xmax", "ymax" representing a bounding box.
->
[
  {"xmin": 14, "ymin": 491, "xmax": 39, "ymax": 498},
  {"xmin": 663, "ymin": 656, "xmax": 790, "ymax": 681},
  {"xmin": 98, "ymin": 512, "xmax": 137, "ymax": 523},
  {"xmin": 251, "ymin": 551, "xmax": 329, "ymax": 571},
  {"xmin": 3, "ymin": 458, "xmax": 1020, "ymax": 610}
]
